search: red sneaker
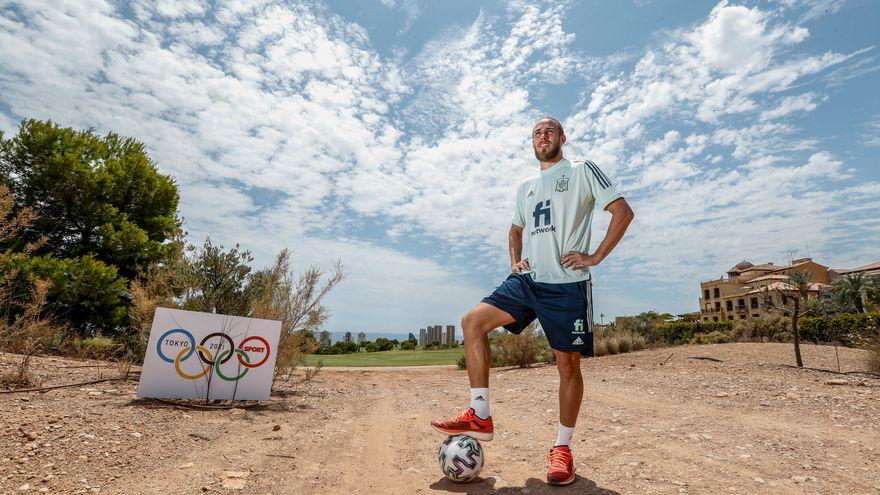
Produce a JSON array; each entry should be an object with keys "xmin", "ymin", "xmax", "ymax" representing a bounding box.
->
[
  {"xmin": 430, "ymin": 408, "xmax": 494, "ymax": 441},
  {"xmin": 547, "ymin": 445, "xmax": 576, "ymax": 486}
]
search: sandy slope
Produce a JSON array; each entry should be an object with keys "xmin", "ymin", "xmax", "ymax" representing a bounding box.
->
[{"xmin": 1, "ymin": 343, "xmax": 878, "ymax": 494}]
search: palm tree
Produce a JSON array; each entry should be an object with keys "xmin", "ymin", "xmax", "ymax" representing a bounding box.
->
[
  {"xmin": 762, "ymin": 270, "xmax": 814, "ymax": 368},
  {"xmin": 832, "ymin": 273, "xmax": 868, "ymax": 314}
]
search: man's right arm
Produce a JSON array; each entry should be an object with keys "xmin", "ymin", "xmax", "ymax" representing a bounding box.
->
[{"xmin": 509, "ymin": 223, "xmax": 529, "ymax": 273}]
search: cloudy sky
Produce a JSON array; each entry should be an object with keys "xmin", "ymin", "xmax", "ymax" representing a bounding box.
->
[{"xmin": 1, "ymin": 0, "xmax": 878, "ymax": 335}]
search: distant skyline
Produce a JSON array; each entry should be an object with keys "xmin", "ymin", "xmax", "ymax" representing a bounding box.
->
[{"xmin": 1, "ymin": 0, "xmax": 878, "ymax": 334}]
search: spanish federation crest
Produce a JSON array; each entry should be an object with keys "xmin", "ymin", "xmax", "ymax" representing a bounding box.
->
[{"xmin": 555, "ymin": 175, "xmax": 569, "ymax": 192}]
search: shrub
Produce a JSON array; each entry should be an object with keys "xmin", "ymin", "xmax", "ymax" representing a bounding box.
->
[
  {"xmin": 400, "ymin": 340, "xmax": 416, "ymax": 350},
  {"xmin": 689, "ymin": 330, "xmax": 731, "ymax": 345},
  {"xmin": 606, "ymin": 336, "xmax": 619, "ymax": 355},
  {"xmin": 617, "ymin": 334, "xmax": 632, "ymax": 353},
  {"xmin": 654, "ymin": 321, "xmax": 733, "ymax": 345},
  {"xmin": 456, "ymin": 354, "xmax": 467, "ymax": 369},
  {"xmin": 632, "ymin": 334, "xmax": 646, "ymax": 351},
  {"xmin": 491, "ymin": 325, "xmax": 544, "ymax": 368},
  {"xmin": 72, "ymin": 335, "xmax": 119, "ymax": 360},
  {"xmin": 594, "ymin": 339, "xmax": 608, "ymax": 357},
  {"xmin": 731, "ymin": 315, "xmax": 788, "ymax": 343},
  {"xmin": 798, "ymin": 313, "xmax": 880, "ymax": 347}
]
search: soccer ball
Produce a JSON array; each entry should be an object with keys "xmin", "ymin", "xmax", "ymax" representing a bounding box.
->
[{"xmin": 438, "ymin": 434, "xmax": 484, "ymax": 483}]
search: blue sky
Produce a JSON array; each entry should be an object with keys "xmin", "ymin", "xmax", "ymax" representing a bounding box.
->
[{"xmin": 1, "ymin": 0, "xmax": 878, "ymax": 335}]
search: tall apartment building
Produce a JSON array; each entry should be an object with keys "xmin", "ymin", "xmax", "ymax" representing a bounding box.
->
[
  {"xmin": 445, "ymin": 325, "xmax": 456, "ymax": 345},
  {"xmin": 343, "ymin": 331, "xmax": 352, "ymax": 343},
  {"xmin": 699, "ymin": 258, "xmax": 831, "ymax": 322},
  {"xmin": 357, "ymin": 332, "xmax": 366, "ymax": 345},
  {"xmin": 318, "ymin": 330, "xmax": 331, "ymax": 348},
  {"xmin": 419, "ymin": 328, "xmax": 427, "ymax": 346},
  {"xmin": 408, "ymin": 332, "xmax": 416, "ymax": 342},
  {"xmin": 431, "ymin": 325, "xmax": 442, "ymax": 344}
]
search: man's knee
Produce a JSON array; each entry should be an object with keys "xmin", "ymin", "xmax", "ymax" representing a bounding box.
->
[
  {"xmin": 556, "ymin": 351, "xmax": 581, "ymax": 379},
  {"xmin": 461, "ymin": 308, "xmax": 492, "ymax": 339}
]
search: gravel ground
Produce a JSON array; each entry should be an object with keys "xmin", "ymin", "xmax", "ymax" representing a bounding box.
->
[{"xmin": 1, "ymin": 342, "xmax": 878, "ymax": 494}]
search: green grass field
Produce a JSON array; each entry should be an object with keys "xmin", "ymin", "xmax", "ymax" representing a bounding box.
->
[{"xmin": 304, "ymin": 347, "xmax": 464, "ymax": 367}]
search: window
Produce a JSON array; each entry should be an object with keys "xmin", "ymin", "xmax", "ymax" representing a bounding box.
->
[
  {"xmin": 726, "ymin": 300, "xmax": 733, "ymax": 311},
  {"xmin": 752, "ymin": 314, "xmax": 759, "ymax": 318},
  {"xmin": 750, "ymin": 297, "xmax": 759, "ymax": 309},
  {"xmin": 782, "ymin": 295, "xmax": 789, "ymax": 305},
  {"xmin": 728, "ymin": 316, "xmax": 735, "ymax": 321},
  {"xmin": 703, "ymin": 317, "xmax": 709, "ymax": 322},
  {"xmin": 740, "ymin": 315, "xmax": 747, "ymax": 320},
  {"xmin": 704, "ymin": 289, "xmax": 710, "ymax": 300},
  {"xmin": 713, "ymin": 317, "xmax": 718, "ymax": 322},
  {"xmin": 713, "ymin": 287, "xmax": 720, "ymax": 298},
  {"xmin": 737, "ymin": 299, "xmax": 745, "ymax": 310},
  {"xmin": 715, "ymin": 302, "xmax": 721, "ymax": 311}
]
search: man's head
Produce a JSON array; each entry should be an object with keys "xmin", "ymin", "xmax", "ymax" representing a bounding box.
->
[{"xmin": 532, "ymin": 117, "xmax": 566, "ymax": 162}]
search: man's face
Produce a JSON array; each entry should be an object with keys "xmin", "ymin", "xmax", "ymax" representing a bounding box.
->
[{"xmin": 532, "ymin": 120, "xmax": 565, "ymax": 161}]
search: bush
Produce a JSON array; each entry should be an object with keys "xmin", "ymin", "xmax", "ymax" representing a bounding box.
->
[
  {"xmin": 731, "ymin": 315, "xmax": 788, "ymax": 343},
  {"xmin": 316, "ymin": 341, "xmax": 358, "ymax": 355},
  {"xmin": 798, "ymin": 313, "xmax": 880, "ymax": 347},
  {"xmin": 689, "ymin": 330, "xmax": 731, "ymax": 345},
  {"xmin": 7, "ymin": 254, "xmax": 128, "ymax": 335},
  {"xmin": 72, "ymin": 335, "xmax": 119, "ymax": 359},
  {"xmin": 400, "ymin": 340, "xmax": 416, "ymax": 350},
  {"xmin": 606, "ymin": 337, "xmax": 619, "ymax": 355},
  {"xmin": 653, "ymin": 321, "xmax": 733, "ymax": 345},
  {"xmin": 491, "ymin": 325, "xmax": 544, "ymax": 368},
  {"xmin": 456, "ymin": 354, "xmax": 467, "ymax": 369},
  {"xmin": 594, "ymin": 339, "xmax": 609, "ymax": 357}
]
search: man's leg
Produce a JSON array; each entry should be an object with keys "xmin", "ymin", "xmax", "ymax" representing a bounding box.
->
[
  {"xmin": 430, "ymin": 302, "xmax": 514, "ymax": 441},
  {"xmin": 462, "ymin": 302, "xmax": 515, "ymax": 388},
  {"xmin": 556, "ymin": 350, "xmax": 583, "ymax": 430},
  {"xmin": 547, "ymin": 350, "xmax": 581, "ymax": 486}
]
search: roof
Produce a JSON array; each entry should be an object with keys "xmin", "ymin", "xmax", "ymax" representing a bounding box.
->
[
  {"xmin": 728, "ymin": 260, "xmax": 754, "ymax": 273},
  {"xmin": 744, "ymin": 274, "xmax": 790, "ymax": 283},
  {"xmin": 745, "ymin": 281, "xmax": 828, "ymax": 295},
  {"xmin": 835, "ymin": 261, "xmax": 880, "ymax": 275}
]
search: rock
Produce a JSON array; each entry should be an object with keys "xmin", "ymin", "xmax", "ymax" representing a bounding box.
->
[
  {"xmin": 714, "ymin": 392, "xmax": 729, "ymax": 398},
  {"xmin": 222, "ymin": 479, "xmax": 246, "ymax": 490},
  {"xmin": 25, "ymin": 432, "xmax": 37, "ymax": 441},
  {"xmin": 223, "ymin": 471, "xmax": 249, "ymax": 479},
  {"xmin": 754, "ymin": 478, "xmax": 765, "ymax": 483},
  {"xmin": 760, "ymin": 401, "xmax": 771, "ymax": 407},
  {"xmin": 272, "ymin": 425, "xmax": 281, "ymax": 432},
  {"xmin": 18, "ymin": 483, "xmax": 30, "ymax": 492},
  {"xmin": 825, "ymin": 379, "xmax": 847, "ymax": 386},
  {"xmin": 791, "ymin": 475, "xmax": 808, "ymax": 483},
  {"xmin": 179, "ymin": 462, "xmax": 195, "ymax": 469},
  {"xmin": 130, "ymin": 432, "xmax": 142, "ymax": 438}
]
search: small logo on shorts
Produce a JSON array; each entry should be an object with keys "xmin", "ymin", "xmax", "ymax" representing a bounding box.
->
[
  {"xmin": 572, "ymin": 336, "xmax": 584, "ymax": 345},
  {"xmin": 527, "ymin": 190, "xmax": 534, "ymax": 197},
  {"xmin": 573, "ymin": 319, "xmax": 584, "ymax": 334},
  {"xmin": 555, "ymin": 176, "xmax": 569, "ymax": 192}
]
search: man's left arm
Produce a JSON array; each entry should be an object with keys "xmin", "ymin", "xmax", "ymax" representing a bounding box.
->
[{"xmin": 561, "ymin": 198, "xmax": 634, "ymax": 270}]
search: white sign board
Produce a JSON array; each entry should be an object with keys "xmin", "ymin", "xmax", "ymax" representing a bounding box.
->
[{"xmin": 137, "ymin": 307, "xmax": 281, "ymax": 401}]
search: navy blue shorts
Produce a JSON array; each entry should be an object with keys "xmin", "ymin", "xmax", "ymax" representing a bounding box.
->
[{"xmin": 482, "ymin": 273, "xmax": 595, "ymax": 357}]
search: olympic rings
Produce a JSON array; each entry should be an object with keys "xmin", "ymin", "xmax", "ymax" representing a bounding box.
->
[
  {"xmin": 174, "ymin": 345, "xmax": 213, "ymax": 380},
  {"xmin": 156, "ymin": 328, "xmax": 195, "ymax": 363},
  {"xmin": 213, "ymin": 349, "xmax": 251, "ymax": 381},
  {"xmin": 198, "ymin": 332, "xmax": 235, "ymax": 365},
  {"xmin": 237, "ymin": 336, "xmax": 270, "ymax": 368},
  {"xmin": 157, "ymin": 329, "xmax": 272, "ymax": 382}
]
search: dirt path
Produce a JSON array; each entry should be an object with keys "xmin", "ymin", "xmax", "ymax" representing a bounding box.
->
[{"xmin": 2, "ymin": 343, "xmax": 879, "ymax": 494}]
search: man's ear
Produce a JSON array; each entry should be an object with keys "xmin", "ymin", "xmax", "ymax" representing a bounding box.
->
[{"xmin": 560, "ymin": 134, "xmax": 567, "ymax": 145}]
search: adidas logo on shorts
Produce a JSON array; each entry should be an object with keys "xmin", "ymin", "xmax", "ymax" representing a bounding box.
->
[{"xmin": 572, "ymin": 337, "xmax": 584, "ymax": 345}]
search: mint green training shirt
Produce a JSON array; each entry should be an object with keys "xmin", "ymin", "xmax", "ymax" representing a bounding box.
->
[{"xmin": 512, "ymin": 158, "xmax": 622, "ymax": 284}]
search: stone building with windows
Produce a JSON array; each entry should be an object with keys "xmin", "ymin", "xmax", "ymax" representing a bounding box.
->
[{"xmin": 699, "ymin": 258, "xmax": 832, "ymax": 322}]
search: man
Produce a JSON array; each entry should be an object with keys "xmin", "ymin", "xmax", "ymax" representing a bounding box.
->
[{"xmin": 431, "ymin": 117, "xmax": 634, "ymax": 486}]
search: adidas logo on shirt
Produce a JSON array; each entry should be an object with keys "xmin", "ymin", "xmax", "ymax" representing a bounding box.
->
[{"xmin": 572, "ymin": 337, "xmax": 584, "ymax": 345}]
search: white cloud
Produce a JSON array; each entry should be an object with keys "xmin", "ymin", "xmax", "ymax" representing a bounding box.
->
[{"xmin": 759, "ymin": 93, "xmax": 819, "ymax": 120}]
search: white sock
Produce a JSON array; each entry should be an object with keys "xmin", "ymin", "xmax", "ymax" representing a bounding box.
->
[
  {"xmin": 470, "ymin": 388, "xmax": 490, "ymax": 419},
  {"xmin": 555, "ymin": 422, "xmax": 575, "ymax": 446}
]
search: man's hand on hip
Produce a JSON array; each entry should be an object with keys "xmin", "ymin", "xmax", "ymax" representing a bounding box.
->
[
  {"xmin": 561, "ymin": 252, "xmax": 601, "ymax": 270},
  {"xmin": 511, "ymin": 259, "xmax": 531, "ymax": 273}
]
